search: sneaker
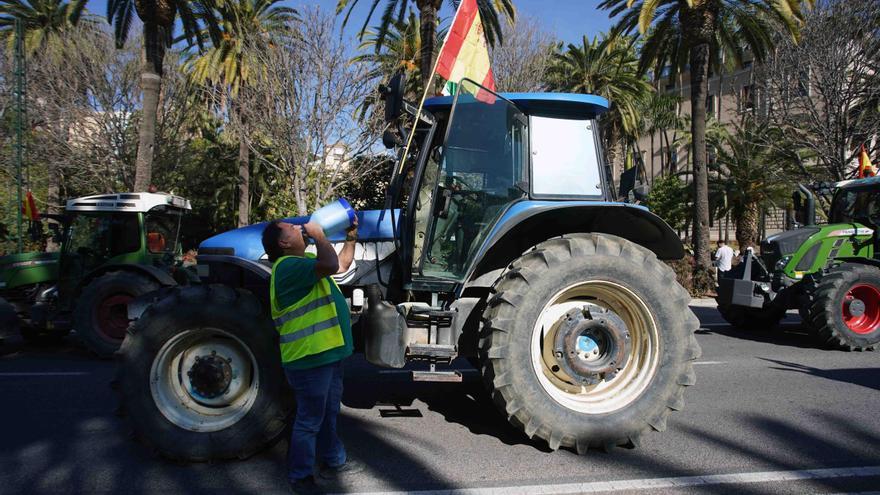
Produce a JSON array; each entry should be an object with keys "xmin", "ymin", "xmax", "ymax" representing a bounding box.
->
[
  {"xmin": 318, "ymin": 459, "xmax": 366, "ymax": 479},
  {"xmin": 288, "ymin": 475, "xmax": 323, "ymax": 495}
]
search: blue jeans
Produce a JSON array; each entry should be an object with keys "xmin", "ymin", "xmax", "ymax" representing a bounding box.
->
[{"xmin": 284, "ymin": 360, "xmax": 347, "ymax": 481}]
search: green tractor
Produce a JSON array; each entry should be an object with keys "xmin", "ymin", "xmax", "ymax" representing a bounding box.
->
[
  {"xmin": 716, "ymin": 177, "xmax": 880, "ymax": 350},
  {"xmin": 0, "ymin": 192, "xmax": 192, "ymax": 357}
]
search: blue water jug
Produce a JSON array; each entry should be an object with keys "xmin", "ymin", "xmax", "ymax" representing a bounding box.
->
[{"xmin": 310, "ymin": 198, "xmax": 356, "ymax": 236}]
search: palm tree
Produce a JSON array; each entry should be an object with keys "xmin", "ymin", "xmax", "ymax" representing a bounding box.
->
[
  {"xmin": 600, "ymin": 0, "xmax": 814, "ymax": 276},
  {"xmin": 336, "ymin": 0, "xmax": 515, "ymax": 89},
  {"xmin": 0, "ymin": 0, "xmax": 87, "ymax": 54},
  {"xmin": 711, "ymin": 118, "xmax": 794, "ymax": 250},
  {"xmin": 106, "ymin": 0, "xmax": 217, "ymax": 191},
  {"xmin": 185, "ymin": 0, "xmax": 296, "ymax": 226},
  {"xmin": 546, "ymin": 33, "xmax": 652, "ymax": 181},
  {"xmin": 354, "ymin": 9, "xmax": 445, "ymax": 100},
  {"xmin": 638, "ymin": 91, "xmax": 680, "ymax": 178}
]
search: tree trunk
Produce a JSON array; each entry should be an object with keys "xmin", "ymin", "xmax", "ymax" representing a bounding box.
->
[
  {"xmin": 134, "ymin": 22, "xmax": 165, "ymax": 192},
  {"xmin": 689, "ymin": 41, "xmax": 712, "ymax": 272},
  {"xmin": 236, "ymin": 103, "xmax": 250, "ymax": 227},
  {"xmin": 734, "ymin": 203, "xmax": 760, "ymax": 252},
  {"xmin": 417, "ymin": 1, "xmax": 441, "ymax": 91},
  {"xmin": 237, "ymin": 133, "xmax": 250, "ymax": 227}
]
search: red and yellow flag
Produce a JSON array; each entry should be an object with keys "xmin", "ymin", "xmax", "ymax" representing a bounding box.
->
[
  {"xmin": 436, "ymin": 0, "xmax": 495, "ymax": 97},
  {"xmin": 21, "ymin": 191, "xmax": 39, "ymax": 221},
  {"xmin": 858, "ymin": 144, "xmax": 876, "ymax": 178}
]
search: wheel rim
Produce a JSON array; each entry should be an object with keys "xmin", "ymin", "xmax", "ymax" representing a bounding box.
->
[
  {"xmin": 94, "ymin": 294, "xmax": 133, "ymax": 341},
  {"xmin": 531, "ymin": 281, "xmax": 660, "ymax": 414},
  {"xmin": 150, "ymin": 328, "xmax": 260, "ymax": 432},
  {"xmin": 841, "ymin": 283, "xmax": 880, "ymax": 335}
]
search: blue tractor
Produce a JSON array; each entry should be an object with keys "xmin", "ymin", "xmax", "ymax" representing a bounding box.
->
[{"xmin": 116, "ymin": 78, "xmax": 701, "ymax": 460}]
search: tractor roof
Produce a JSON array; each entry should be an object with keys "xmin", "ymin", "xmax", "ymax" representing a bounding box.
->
[
  {"xmin": 834, "ymin": 176, "xmax": 880, "ymax": 192},
  {"xmin": 66, "ymin": 192, "xmax": 192, "ymax": 213},
  {"xmin": 424, "ymin": 92, "xmax": 610, "ymax": 120}
]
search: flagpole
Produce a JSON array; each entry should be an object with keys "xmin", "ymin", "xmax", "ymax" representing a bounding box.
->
[{"xmin": 395, "ymin": 5, "xmax": 461, "ymax": 176}]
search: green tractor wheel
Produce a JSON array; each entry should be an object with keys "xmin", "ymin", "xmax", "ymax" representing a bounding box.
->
[
  {"xmin": 73, "ymin": 271, "xmax": 159, "ymax": 358},
  {"xmin": 0, "ymin": 297, "xmax": 19, "ymax": 340},
  {"xmin": 805, "ymin": 264, "xmax": 880, "ymax": 351}
]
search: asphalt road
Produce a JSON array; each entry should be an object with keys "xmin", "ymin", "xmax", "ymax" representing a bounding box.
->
[{"xmin": 0, "ymin": 302, "xmax": 878, "ymax": 495}]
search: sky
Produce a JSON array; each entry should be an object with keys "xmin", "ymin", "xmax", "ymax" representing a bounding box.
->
[{"xmin": 85, "ymin": 0, "xmax": 615, "ymax": 45}]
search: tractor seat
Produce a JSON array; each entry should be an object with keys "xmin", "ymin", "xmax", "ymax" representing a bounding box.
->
[{"xmin": 147, "ymin": 232, "xmax": 166, "ymax": 253}]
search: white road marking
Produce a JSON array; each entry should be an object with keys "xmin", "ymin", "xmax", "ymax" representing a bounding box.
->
[
  {"xmin": 693, "ymin": 361, "xmax": 727, "ymax": 365},
  {"xmin": 338, "ymin": 466, "xmax": 880, "ymax": 495},
  {"xmin": 0, "ymin": 371, "xmax": 90, "ymax": 377}
]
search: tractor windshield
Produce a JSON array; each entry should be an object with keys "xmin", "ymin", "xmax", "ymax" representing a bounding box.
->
[
  {"xmin": 63, "ymin": 213, "xmax": 141, "ymax": 271},
  {"xmin": 829, "ymin": 189, "xmax": 880, "ymax": 224},
  {"xmin": 145, "ymin": 206, "xmax": 183, "ymax": 255},
  {"xmin": 418, "ymin": 79, "xmax": 528, "ymax": 280}
]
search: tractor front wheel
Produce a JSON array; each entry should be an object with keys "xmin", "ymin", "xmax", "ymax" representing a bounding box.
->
[
  {"xmin": 73, "ymin": 271, "xmax": 159, "ymax": 358},
  {"xmin": 116, "ymin": 285, "xmax": 293, "ymax": 461},
  {"xmin": 480, "ymin": 233, "xmax": 700, "ymax": 452},
  {"xmin": 806, "ymin": 264, "xmax": 880, "ymax": 351}
]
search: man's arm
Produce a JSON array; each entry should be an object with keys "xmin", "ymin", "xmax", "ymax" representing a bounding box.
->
[
  {"xmin": 303, "ymin": 222, "xmax": 339, "ymax": 278},
  {"xmin": 337, "ymin": 217, "xmax": 358, "ymax": 274}
]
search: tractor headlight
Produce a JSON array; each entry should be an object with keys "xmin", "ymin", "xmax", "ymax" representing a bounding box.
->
[{"xmin": 775, "ymin": 256, "xmax": 792, "ymax": 271}]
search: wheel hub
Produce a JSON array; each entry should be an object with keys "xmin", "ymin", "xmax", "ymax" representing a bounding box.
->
[
  {"xmin": 846, "ymin": 298, "xmax": 866, "ymax": 318},
  {"xmin": 95, "ymin": 294, "xmax": 133, "ymax": 341},
  {"xmin": 842, "ymin": 284, "xmax": 880, "ymax": 335},
  {"xmin": 552, "ymin": 308, "xmax": 630, "ymax": 386},
  {"xmin": 187, "ymin": 351, "xmax": 233, "ymax": 399}
]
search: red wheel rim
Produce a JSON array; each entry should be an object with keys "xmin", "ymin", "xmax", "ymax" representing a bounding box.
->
[
  {"xmin": 94, "ymin": 294, "xmax": 133, "ymax": 341},
  {"xmin": 841, "ymin": 284, "xmax": 880, "ymax": 335}
]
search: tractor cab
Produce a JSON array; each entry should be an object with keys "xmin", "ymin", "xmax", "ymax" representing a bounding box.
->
[
  {"xmin": 56, "ymin": 193, "xmax": 191, "ymax": 309},
  {"xmin": 828, "ymin": 177, "xmax": 880, "ymax": 226},
  {"xmin": 383, "ymin": 77, "xmax": 623, "ymax": 293}
]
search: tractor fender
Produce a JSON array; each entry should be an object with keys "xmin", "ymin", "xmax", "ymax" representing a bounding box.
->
[
  {"xmin": 81, "ymin": 263, "xmax": 178, "ymax": 291},
  {"xmin": 465, "ymin": 201, "xmax": 684, "ymax": 288},
  {"xmin": 830, "ymin": 257, "xmax": 880, "ymax": 269}
]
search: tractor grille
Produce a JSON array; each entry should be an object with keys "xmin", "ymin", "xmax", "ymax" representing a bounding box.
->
[{"xmin": 761, "ymin": 227, "xmax": 819, "ymax": 270}]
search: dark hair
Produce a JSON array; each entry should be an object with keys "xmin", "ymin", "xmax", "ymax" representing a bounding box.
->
[{"xmin": 262, "ymin": 221, "xmax": 285, "ymax": 262}]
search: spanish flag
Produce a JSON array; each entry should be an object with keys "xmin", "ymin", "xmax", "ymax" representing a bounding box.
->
[
  {"xmin": 436, "ymin": 0, "xmax": 495, "ymax": 97},
  {"xmin": 858, "ymin": 144, "xmax": 876, "ymax": 178},
  {"xmin": 22, "ymin": 191, "xmax": 39, "ymax": 221}
]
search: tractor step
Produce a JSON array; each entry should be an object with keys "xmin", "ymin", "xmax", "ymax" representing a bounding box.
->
[
  {"xmin": 406, "ymin": 344, "xmax": 457, "ymax": 358},
  {"xmin": 411, "ymin": 370, "xmax": 462, "ymax": 382}
]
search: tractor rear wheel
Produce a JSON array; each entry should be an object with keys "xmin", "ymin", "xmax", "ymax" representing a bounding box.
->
[
  {"xmin": 116, "ymin": 285, "xmax": 293, "ymax": 461},
  {"xmin": 73, "ymin": 271, "xmax": 159, "ymax": 358},
  {"xmin": 716, "ymin": 301, "xmax": 786, "ymax": 330},
  {"xmin": 805, "ymin": 264, "xmax": 880, "ymax": 351},
  {"xmin": 480, "ymin": 233, "xmax": 700, "ymax": 452}
]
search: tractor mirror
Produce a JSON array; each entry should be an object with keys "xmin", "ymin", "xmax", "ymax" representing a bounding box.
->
[
  {"xmin": 381, "ymin": 73, "xmax": 406, "ymax": 123},
  {"xmin": 632, "ymin": 183, "xmax": 651, "ymax": 202}
]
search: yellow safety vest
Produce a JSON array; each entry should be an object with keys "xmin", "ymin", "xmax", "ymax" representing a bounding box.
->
[{"xmin": 270, "ymin": 255, "xmax": 345, "ymax": 364}]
